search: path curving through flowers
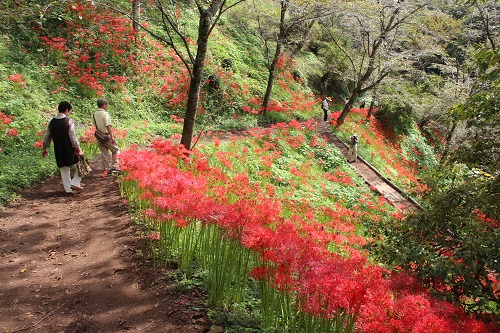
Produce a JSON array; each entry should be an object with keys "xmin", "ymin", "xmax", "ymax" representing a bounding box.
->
[{"xmin": 315, "ymin": 119, "xmax": 422, "ymax": 212}]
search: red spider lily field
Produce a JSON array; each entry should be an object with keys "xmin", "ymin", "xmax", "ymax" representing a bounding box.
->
[
  {"xmin": 0, "ymin": 1, "xmax": 498, "ymax": 332},
  {"xmin": 117, "ymin": 120, "xmax": 496, "ymax": 333}
]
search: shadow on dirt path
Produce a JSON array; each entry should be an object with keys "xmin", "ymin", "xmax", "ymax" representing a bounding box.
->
[{"xmin": 0, "ymin": 162, "xmax": 210, "ymax": 333}]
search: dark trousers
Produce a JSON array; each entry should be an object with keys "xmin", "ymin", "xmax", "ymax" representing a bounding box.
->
[{"xmin": 323, "ymin": 108, "xmax": 328, "ymax": 121}]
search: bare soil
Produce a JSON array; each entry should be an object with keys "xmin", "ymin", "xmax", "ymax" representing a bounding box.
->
[{"xmin": 0, "ymin": 163, "xmax": 212, "ymax": 333}]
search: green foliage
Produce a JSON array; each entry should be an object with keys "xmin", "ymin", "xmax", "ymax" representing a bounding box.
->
[
  {"xmin": 0, "ymin": 35, "xmax": 65, "ymax": 203},
  {"xmin": 0, "ymin": 150, "xmax": 55, "ymax": 204},
  {"xmin": 257, "ymin": 111, "xmax": 292, "ymax": 126},
  {"xmin": 208, "ymin": 302, "xmax": 264, "ymax": 333},
  {"xmin": 453, "ymin": 48, "xmax": 500, "ymax": 173},
  {"xmin": 367, "ymin": 170, "xmax": 499, "ymax": 318},
  {"xmin": 375, "ymin": 100, "xmax": 416, "ymax": 137},
  {"xmin": 312, "ymin": 145, "xmax": 344, "ymax": 172},
  {"xmin": 400, "ymin": 127, "xmax": 439, "ymax": 171}
]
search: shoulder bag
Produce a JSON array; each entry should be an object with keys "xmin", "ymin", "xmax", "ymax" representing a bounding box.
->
[{"xmin": 93, "ymin": 114, "xmax": 110, "ymax": 144}]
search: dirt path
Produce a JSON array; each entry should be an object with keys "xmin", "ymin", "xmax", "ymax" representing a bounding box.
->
[{"xmin": 0, "ymin": 163, "xmax": 210, "ymax": 333}]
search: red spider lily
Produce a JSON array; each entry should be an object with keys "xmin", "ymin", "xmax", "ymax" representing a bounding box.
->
[
  {"xmin": 8, "ymin": 74, "xmax": 26, "ymax": 87},
  {"xmin": 37, "ymin": 3, "xmax": 137, "ymax": 95},
  {"xmin": 148, "ymin": 231, "xmax": 161, "ymax": 241},
  {"xmin": 216, "ymin": 151, "xmax": 233, "ymax": 170},
  {"xmin": 33, "ymin": 140, "xmax": 43, "ymax": 148},
  {"xmin": 0, "ymin": 112, "xmax": 14, "ymax": 125},
  {"xmin": 472, "ymin": 208, "xmax": 499, "ymax": 227},
  {"xmin": 170, "ymin": 115, "xmax": 184, "ymax": 124},
  {"xmin": 112, "ymin": 127, "xmax": 127, "ymax": 139},
  {"xmin": 80, "ymin": 126, "xmax": 96, "ymax": 143},
  {"xmin": 39, "ymin": 36, "xmax": 68, "ymax": 51},
  {"xmin": 410, "ymin": 313, "xmax": 451, "ymax": 333},
  {"xmin": 5, "ymin": 128, "xmax": 19, "ymax": 137},
  {"xmin": 119, "ymin": 122, "xmax": 496, "ymax": 332},
  {"xmin": 325, "ymin": 168, "xmax": 354, "ymax": 185}
]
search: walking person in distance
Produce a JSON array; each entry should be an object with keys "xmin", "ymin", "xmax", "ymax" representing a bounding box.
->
[
  {"xmin": 42, "ymin": 101, "xmax": 84, "ymax": 194},
  {"xmin": 322, "ymin": 96, "xmax": 332, "ymax": 122},
  {"xmin": 93, "ymin": 98, "xmax": 120, "ymax": 174},
  {"xmin": 348, "ymin": 134, "xmax": 359, "ymax": 163}
]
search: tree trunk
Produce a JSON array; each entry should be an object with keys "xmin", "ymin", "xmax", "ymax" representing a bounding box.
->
[
  {"xmin": 144, "ymin": 0, "xmax": 243, "ymax": 149},
  {"xmin": 180, "ymin": 12, "xmax": 212, "ymax": 150},
  {"xmin": 336, "ymin": 60, "xmax": 374, "ymax": 125},
  {"xmin": 262, "ymin": 44, "xmax": 281, "ymax": 113},
  {"xmin": 367, "ymin": 87, "xmax": 377, "ymax": 119},
  {"xmin": 440, "ymin": 120, "xmax": 459, "ymax": 163},
  {"xmin": 132, "ymin": 0, "xmax": 141, "ymax": 33},
  {"xmin": 261, "ymin": 0, "xmax": 287, "ymax": 113},
  {"xmin": 337, "ymin": 90, "xmax": 359, "ymax": 125}
]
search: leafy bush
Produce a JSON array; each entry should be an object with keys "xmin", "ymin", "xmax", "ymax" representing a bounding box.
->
[
  {"xmin": 367, "ymin": 172, "xmax": 499, "ymax": 320},
  {"xmin": 375, "ymin": 99, "xmax": 416, "ymax": 138},
  {"xmin": 400, "ymin": 127, "xmax": 439, "ymax": 171}
]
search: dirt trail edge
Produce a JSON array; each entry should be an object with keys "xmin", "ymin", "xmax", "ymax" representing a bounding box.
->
[{"xmin": 0, "ymin": 163, "xmax": 210, "ymax": 333}]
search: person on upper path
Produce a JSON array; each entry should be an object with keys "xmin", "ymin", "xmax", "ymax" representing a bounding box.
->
[
  {"xmin": 348, "ymin": 134, "xmax": 359, "ymax": 163},
  {"xmin": 93, "ymin": 98, "xmax": 120, "ymax": 174},
  {"xmin": 322, "ymin": 96, "xmax": 332, "ymax": 122},
  {"xmin": 42, "ymin": 101, "xmax": 84, "ymax": 194}
]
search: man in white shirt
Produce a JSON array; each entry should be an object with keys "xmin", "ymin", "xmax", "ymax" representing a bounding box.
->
[
  {"xmin": 93, "ymin": 98, "xmax": 120, "ymax": 173},
  {"xmin": 322, "ymin": 96, "xmax": 332, "ymax": 122}
]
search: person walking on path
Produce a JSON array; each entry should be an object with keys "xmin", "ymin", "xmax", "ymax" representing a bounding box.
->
[
  {"xmin": 348, "ymin": 134, "xmax": 359, "ymax": 162},
  {"xmin": 322, "ymin": 97, "xmax": 332, "ymax": 122},
  {"xmin": 42, "ymin": 101, "xmax": 84, "ymax": 194},
  {"xmin": 93, "ymin": 98, "xmax": 120, "ymax": 174}
]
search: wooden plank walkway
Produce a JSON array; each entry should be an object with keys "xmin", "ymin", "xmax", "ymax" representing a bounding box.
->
[{"xmin": 315, "ymin": 119, "xmax": 422, "ymax": 212}]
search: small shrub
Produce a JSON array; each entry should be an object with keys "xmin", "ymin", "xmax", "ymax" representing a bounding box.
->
[{"xmin": 376, "ymin": 100, "xmax": 416, "ymax": 137}]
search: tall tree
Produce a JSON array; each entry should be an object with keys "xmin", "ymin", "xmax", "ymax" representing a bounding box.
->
[
  {"xmin": 451, "ymin": 0, "xmax": 500, "ymax": 172},
  {"xmin": 114, "ymin": 0, "xmax": 246, "ymax": 149},
  {"xmin": 252, "ymin": 0, "xmax": 328, "ymax": 113},
  {"xmin": 158, "ymin": 0, "xmax": 246, "ymax": 150},
  {"xmin": 377, "ymin": 1, "xmax": 471, "ymax": 160},
  {"xmin": 247, "ymin": 0, "xmax": 328, "ymax": 112},
  {"xmin": 320, "ymin": 1, "xmax": 424, "ymax": 125}
]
